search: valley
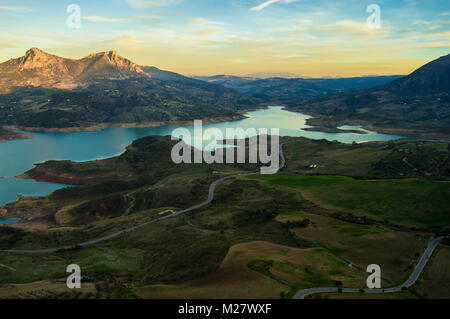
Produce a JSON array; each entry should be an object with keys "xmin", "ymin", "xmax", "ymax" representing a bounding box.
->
[
  {"xmin": 1, "ymin": 49, "xmax": 448, "ymax": 142},
  {"xmin": 0, "ymin": 134, "xmax": 448, "ymax": 299},
  {"xmin": 0, "ymin": 0, "xmax": 449, "ymax": 308}
]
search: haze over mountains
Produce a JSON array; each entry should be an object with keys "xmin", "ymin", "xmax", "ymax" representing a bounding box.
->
[{"xmin": 195, "ymin": 75, "xmax": 403, "ymax": 105}]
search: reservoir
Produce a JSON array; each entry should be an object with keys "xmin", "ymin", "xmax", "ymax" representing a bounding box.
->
[
  {"xmin": 0, "ymin": 107, "xmax": 403, "ymax": 206},
  {"xmin": 0, "ymin": 218, "xmax": 21, "ymax": 225}
]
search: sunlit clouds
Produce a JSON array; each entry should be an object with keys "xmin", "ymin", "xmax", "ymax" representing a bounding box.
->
[{"xmin": 0, "ymin": 0, "xmax": 448, "ymax": 77}]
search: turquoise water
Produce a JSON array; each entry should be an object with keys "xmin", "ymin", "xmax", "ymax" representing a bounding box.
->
[
  {"xmin": 0, "ymin": 107, "xmax": 403, "ymax": 207},
  {"xmin": 0, "ymin": 218, "xmax": 21, "ymax": 225}
]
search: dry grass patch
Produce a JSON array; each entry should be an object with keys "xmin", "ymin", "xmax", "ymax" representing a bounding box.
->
[
  {"xmin": 134, "ymin": 241, "xmax": 366, "ymax": 299},
  {"xmin": 415, "ymin": 246, "xmax": 450, "ymax": 298},
  {"xmin": 0, "ymin": 279, "xmax": 95, "ymax": 298}
]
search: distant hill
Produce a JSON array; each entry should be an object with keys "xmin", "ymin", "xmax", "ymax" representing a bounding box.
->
[
  {"xmin": 142, "ymin": 66, "xmax": 196, "ymax": 84},
  {"xmin": 289, "ymin": 54, "xmax": 450, "ymax": 140},
  {"xmin": 194, "ymin": 75, "xmax": 402, "ymax": 105},
  {"xmin": 194, "ymin": 75, "xmax": 258, "ymax": 88},
  {"xmin": 0, "ymin": 49, "xmax": 259, "ymax": 130},
  {"xmin": 385, "ymin": 54, "xmax": 450, "ymax": 95},
  {"xmin": 244, "ymin": 72, "xmax": 300, "ymax": 79}
]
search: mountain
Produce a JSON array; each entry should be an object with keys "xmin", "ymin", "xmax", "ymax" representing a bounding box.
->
[
  {"xmin": 289, "ymin": 54, "xmax": 450, "ymax": 140},
  {"xmin": 244, "ymin": 72, "xmax": 300, "ymax": 79},
  {"xmin": 142, "ymin": 66, "xmax": 194, "ymax": 84},
  {"xmin": 195, "ymin": 75, "xmax": 402, "ymax": 105},
  {"xmin": 0, "ymin": 48, "xmax": 259, "ymax": 130},
  {"xmin": 78, "ymin": 50, "xmax": 149, "ymax": 81},
  {"xmin": 0, "ymin": 48, "xmax": 149, "ymax": 93},
  {"xmin": 194, "ymin": 75, "xmax": 258, "ymax": 88},
  {"xmin": 385, "ymin": 53, "xmax": 450, "ymax": 95}
]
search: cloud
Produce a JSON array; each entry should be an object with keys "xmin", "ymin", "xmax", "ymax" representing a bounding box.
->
[
  {"xmin": 0, "ymin": 5, "xmax": 35, "ymax": 12},
  {"xmin": 126, "ymin": 0, "xmax": 183, "ymax": 8},
  {"xmin": 189, "ymin": 18, "xmax": 221, "ymax": 25},
  {"xmin": 188, "ymin": 18, "xmax": 225, "ymax": 39},
  {"xmin": 194, "ymin": 26, "xmax": 225, "ymax": 38},
  {"xmin": 250, "ymin": 0, "xmax": 299, "ymax": 12},
  {"xmin": 312, "ymin": 20, "xmax": 388, "ymax": 37},
  {"xmin": 83, "ymin": 16, "xmax": 128, "ymax": 23},
  {"xmin": 418, "ymin": 42, "xmax": 450, "ymax": 49}
]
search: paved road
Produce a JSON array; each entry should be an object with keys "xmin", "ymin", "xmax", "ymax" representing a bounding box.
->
[
  {"xmin": 293, "ymin": 236, "xmax": 446, "ymax": 299},
  {"xmin": 0, "ymin": 142, "xmax": 288, "ymax": 254}
]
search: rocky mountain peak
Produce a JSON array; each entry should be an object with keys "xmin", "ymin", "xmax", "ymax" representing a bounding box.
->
[
  {"xmin": 25, "ymin": 47, "xmax": 46, "ymax": 56},
  {"xmin": 82, "ymin": 50, "xmax": 149, "ymax": 78},
  {"xmin": 19, "ymin": 47, "xmax": 59, "ymax": 69}
]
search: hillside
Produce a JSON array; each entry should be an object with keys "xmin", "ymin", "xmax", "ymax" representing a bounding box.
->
[
  {"xmin": 289, "ymin": 54, "xmax": 450, "ymax": 140},
  {"xmin": 0, "ymin": 49, "xmax": 259, "ymax": 130}
]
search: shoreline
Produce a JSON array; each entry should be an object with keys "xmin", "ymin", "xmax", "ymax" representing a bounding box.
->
[
  {"xmin": 0, "ymin": 129, "xmax": 34, "ymax": 143},
  {"xmin": 4, "ymin": 115, "xmax": 247, "ymax": 134},
  {"xmin": 282, "ymin": 106, "xmax": 450, "ymax": 142},
  {"xmin": 1, "ymin": 107, "xmax": 264, "ymax": 141}
]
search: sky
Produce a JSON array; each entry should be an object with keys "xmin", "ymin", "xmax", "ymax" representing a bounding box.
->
[{"xmin": 0, "ymin": 0, "xmax": 449, "ymax": 77}]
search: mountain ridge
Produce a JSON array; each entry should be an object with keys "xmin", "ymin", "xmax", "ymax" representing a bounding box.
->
[
  {"xmin": 0, "ymin": 48, "xmax": 260, "ymax": 131},
  {"xmin": 195, "ymin": 74, "xmax": 404, "ymax": 105},
  {"xmin": 0, "ymin": 48, "xmax": 149, "ymax": 92}
]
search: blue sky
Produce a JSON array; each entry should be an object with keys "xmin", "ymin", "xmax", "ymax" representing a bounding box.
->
[{"xmin": 0, "ymin": 0, "xmax": 449, "ymax": 76}]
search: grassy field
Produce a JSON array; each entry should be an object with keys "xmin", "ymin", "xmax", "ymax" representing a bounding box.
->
[
  {"xmin": 414, "ymin": 246, "xmax": 450, "ymax": 298},
  {"xmin": 0, "ymin": 280, "xmax": 96, "ymax": 299},
  {"xmin": 252, "ymin": 174, "xmax": 450, "ymax": 228},
  {"xmin": 134, "ymin": 241, "xmax": 366, "ymax": 299},
  {"xmin": 312, "ymin": 244, "xmax": 450, "ymax": 300},
  {"xmin": 282, "ymin": 138, "xmax": 450, "ymax": 180},
  {"xmin": 276, "ymin": 211, "xmax": 431, "ymax": 286},
  {"xmin": 310, "ymin": 291, "xmax": 418, "ymax": 299},
  {"xmin": 283, "ymin": 138, "xmax": 389, "ymax": 177}
]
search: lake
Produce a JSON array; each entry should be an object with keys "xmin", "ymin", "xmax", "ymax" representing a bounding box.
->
[
  {"xmin": 0, "ymin": 106, "xmax": 403, "ymax": 207},
  {"xmin": 0, "ymin": 218, "xmax": 21, "ymax": 225}
]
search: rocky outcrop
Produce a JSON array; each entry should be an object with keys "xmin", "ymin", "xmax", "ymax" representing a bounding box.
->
[{"xmin": 0, "ymin": 48, "xmax": 150, "ymax": 92}]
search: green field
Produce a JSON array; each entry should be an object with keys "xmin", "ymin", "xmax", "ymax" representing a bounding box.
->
[
  {"xmin": 252, "ymin": 174, "xmax": 450, "ymax": 228},
  {"xmin": 276, "ymin": 211, "xmax": 431, "ymax": 285}
]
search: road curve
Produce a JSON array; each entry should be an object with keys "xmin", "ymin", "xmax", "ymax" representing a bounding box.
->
[
  {"xmin": 0, "ymin": 142, "xmax": 289, "ymax": 254},
  {"xmin": 293, "ymin": 236, "xmax": 446, "ymax": 299}
]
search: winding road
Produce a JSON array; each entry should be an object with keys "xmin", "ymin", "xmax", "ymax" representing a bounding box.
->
[
  {"xmin": 293, "ymin": 236, "xmax": 446, "ymax": 299},
  {"xmin": 0, "ymin": 142, "xmax": 288, "ymax": 254}
]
